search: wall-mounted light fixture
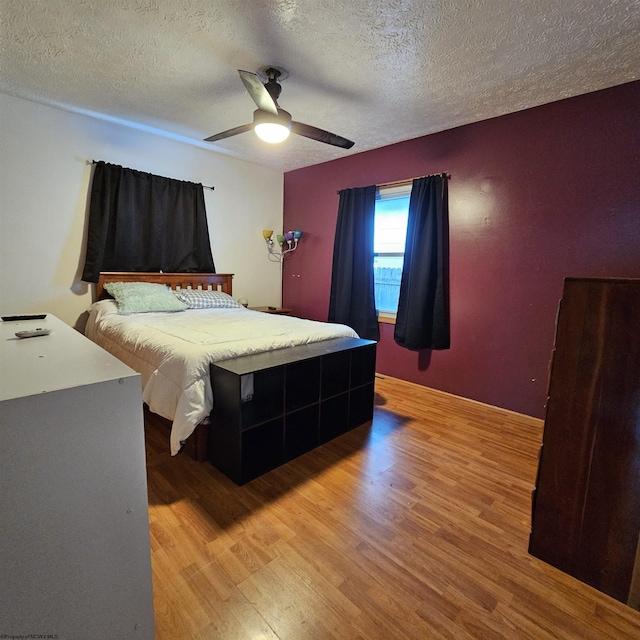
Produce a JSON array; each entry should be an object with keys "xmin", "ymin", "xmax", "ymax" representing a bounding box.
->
[{"xmin": 262, "ymin": 229, "xmax": 302, "ymax": 261}]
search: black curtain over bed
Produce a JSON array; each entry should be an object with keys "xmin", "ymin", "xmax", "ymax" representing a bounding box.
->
[
  {"xmin": 328, "ymin": 185, "xmax": 380, "ymax": 341},
  {"xmin": 82, "ymin": 161, "xmax": 215, "ymax": 283},
  {"xmin": 394, "ymin": 174, "xmax": 450, "ymax": 350}
]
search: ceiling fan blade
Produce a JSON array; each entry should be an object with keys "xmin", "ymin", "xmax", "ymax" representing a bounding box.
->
[
  {"xmin": 204, "ymin": 123, "xmax": 253, "ymax": 143},
  {"xmin": 238, "ymin": 70, "xmax": 278, "ymax": 115},
  {"xmin": 291, "ymin": 121, "xmax": 355, "ymax": 149}
]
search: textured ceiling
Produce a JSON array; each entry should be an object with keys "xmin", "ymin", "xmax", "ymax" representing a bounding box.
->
[{"xmin": 1, "ymin": 0, "xmax": 639, "ymax": 171}]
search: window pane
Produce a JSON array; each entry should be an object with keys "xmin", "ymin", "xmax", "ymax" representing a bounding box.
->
[
  {"xmin": 374, "ymin": 255, "xmax": 403, "ymax": 312},
  {"xmin": 374, "ymin": 190, "xmax": 410, "ymax": 314},
  {"xmin": 374, "ymin": 197, "xmax": 409, "ymax": 254}
]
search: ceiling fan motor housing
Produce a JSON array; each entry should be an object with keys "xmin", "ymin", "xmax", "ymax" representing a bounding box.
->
[{"xmin": 253, "ymin": 108, "xmax": 292, "ymax": 129}]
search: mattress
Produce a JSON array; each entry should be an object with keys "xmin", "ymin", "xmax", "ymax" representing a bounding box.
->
[{"xmin": 85, "ymin": 300, "xmax": 358, "ymax": 454}]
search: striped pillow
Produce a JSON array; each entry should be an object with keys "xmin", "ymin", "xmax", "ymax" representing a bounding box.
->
[{"xmin": 175, "ymin": 289, "xmax": 241, "ymax": 309}]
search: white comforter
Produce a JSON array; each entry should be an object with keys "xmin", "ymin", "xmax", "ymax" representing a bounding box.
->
[{"xmin": 85, "ymin": 300, "xmax": 358, "ymax": 454}]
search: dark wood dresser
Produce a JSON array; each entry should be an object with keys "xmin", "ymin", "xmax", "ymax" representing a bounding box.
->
[{"xmin": 529, "ymin": 277, "xmax": 640, "ymax": 609}]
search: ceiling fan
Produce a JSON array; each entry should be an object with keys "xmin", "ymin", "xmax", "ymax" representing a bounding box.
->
[{"xmin": 204, "ymin": 66, "xmax": 355, "ymax": 149}]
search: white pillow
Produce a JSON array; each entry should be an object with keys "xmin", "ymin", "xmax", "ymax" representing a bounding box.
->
[
  {"xmin": 174, "ymin": 289, "xmax": 241, "ymax": 309},
  {"xmin": 104, "ymin": 281, "xmax": 188, "ymax": 314}
]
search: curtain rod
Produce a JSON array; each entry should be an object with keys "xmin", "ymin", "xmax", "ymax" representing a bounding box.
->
[
  {"xmin": 378, "ymin": 172, "xmax": 450, "ymax": 189},
  {"xmin": 336, "ymin": 172, "xmax": 450, "ymax": 194},
  {"xmin": 89, "ymin": 160, "xmax": 214, "ymax": 191}
]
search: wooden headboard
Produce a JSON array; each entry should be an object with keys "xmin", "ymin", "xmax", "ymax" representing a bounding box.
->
[{"xmin": 96, "ymin": 272, "xmax": 234, "ymax": 300}]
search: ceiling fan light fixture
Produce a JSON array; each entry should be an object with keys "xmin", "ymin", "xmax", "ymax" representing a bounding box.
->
[
  {"xmin": 253, "ymin": 109, "xmax": 292, "ymax": 144},
  {"xmin": 255, "ymin": 122, "xmax": 290, "ymax": 143}
]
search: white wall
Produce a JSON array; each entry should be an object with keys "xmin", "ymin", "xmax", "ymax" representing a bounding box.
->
[{"xmin": 0, "ymin": 93, "xmax": 284, "ymax": 328}]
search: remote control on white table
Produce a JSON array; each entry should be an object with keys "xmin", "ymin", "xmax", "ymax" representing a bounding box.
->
[{"xmin": 15, "ymin": 328, "xmax": 51, "ymax": 339}]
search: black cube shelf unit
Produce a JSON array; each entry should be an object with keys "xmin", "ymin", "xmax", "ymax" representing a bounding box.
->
[{"xmin": 208, "ymin": 337, "xmax": 377, "ymax": 485}]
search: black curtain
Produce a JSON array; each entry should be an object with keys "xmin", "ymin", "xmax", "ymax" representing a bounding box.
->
[
  {"xmin": 394, "ymin": 174, "xmax": 450, "ymax": 350},
  {"xmin": 82, "ymin": 162, "xmax": 215, "ymax": 283},
  {"xmin": 328, "ymin": 186, "xmax": 380, "ymax": 341}
]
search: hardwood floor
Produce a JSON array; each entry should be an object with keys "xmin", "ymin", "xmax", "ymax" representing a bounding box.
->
[{"xmin": 145, "ymin": 375, "xmax": 640, "ymax": 639}]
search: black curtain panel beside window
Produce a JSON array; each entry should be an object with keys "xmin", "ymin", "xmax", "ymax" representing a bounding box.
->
[
  {"xmin": 328, "ymin": 185, "xmax": 380, "ymax": 341},
  {"xmin": 394, "ymin": 174, "xmax": 450, "ymax": 350},
  {"xmin": 82, "ymin": 161, "xmax": 215, "ymax": 283}
]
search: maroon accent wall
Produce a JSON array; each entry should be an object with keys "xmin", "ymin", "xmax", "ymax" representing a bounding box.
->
[{"xmin": 283, "ymin": 81, "xmax": 640, "ymax": 418}]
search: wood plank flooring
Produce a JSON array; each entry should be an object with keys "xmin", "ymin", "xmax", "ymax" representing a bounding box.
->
[{"xmin": 145, "ymin": 375, "xmax": 640, "ymax": 639}]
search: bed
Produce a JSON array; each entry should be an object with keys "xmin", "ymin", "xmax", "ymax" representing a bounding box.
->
[{"xmin": 85, "ymin": 272, "xmax": 372, "ymax": 472}]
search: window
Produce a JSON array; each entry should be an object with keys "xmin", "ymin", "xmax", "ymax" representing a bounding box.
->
[{"xmin": 373, "ymin": 184, "xmax": 411, "ymax": 318}]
